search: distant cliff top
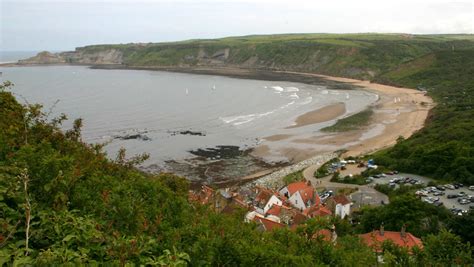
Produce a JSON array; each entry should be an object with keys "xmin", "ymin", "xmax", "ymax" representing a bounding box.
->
[{"xmin": 19, "ymin": 33, "xmax": 474, "ymax": 80}]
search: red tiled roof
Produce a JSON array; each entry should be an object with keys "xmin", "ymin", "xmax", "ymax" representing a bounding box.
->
[
  {"xmin": 299, "ymin": 187, "xmax": 320, "ymax": 206},
  {"xmin": 359, "ymin": 231, "xmax": 423, "ymax": 252},
  {"xmin": 286, "ymin": 181, "xmax": 310, "ymax": 195},
  {"xmin": 303, "ymin": 205, "xmax": 332, "ymax": 217},
  {"xmin": 255, "ymin": 188, "xmax": 273, "ymax": 204},
  {"xmin": 254, "ymin": 217, "xmax": 285, "ymax": 231},
  {"xmin": 333, "ymin": 195, "xmax": 351, "ymax": 205},
  {"xmin": 313, "ymin": 229, "xmax": 332, "ymax": 241},
  {"xmin": 266, "ymin": 205, "xmax": 281, "ymax": 216}
]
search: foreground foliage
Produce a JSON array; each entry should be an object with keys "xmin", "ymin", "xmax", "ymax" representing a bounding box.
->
[{"xmin": 1, "ymin": 81, "xmax": 472, "ymax": 264}]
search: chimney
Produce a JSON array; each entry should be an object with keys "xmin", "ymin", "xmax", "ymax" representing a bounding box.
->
[
  {"xmin": 380, "ymin": 223, "xmax": 384, "ymax": 236},
  {"xmin": 401, "ymin": 224, "xmax": 406, "ymax": 238},
  {"xmin": 306, "ymin": 180, "xmax": 312, "ymax": 186}
]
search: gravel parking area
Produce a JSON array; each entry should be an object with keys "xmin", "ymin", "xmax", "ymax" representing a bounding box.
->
[{"xmin": 367, "ymin": 172, "xmax": 473, "ymax": 214}]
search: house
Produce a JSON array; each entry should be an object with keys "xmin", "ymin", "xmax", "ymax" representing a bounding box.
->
[
  {"xmin": 326, "ymin": 195, "xmax": 352, "ymax": 219},
  {"xmin": 279, "ymin": 180, "xmax": 320, "ymax": 211},
  {"xmin": 302, "ymin": 205, "xmax": 332, "ymax": 218},
  {"xmin": 254, "ymin": 216, "xmax": 286, "ymax": 231},
  {"xmin": 254, "ymin": 187, "xmax": 284, "ymax": 214},
  {"xmin": 359, "ymin": 225, "xmax": 423, "ymax": 253},
  {"xmin": 312, "ymin": 225, "xmax": 337, "ymax": 244}
]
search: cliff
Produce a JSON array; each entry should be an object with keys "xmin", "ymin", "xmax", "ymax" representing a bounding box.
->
[{"xmin": 18, "ymin": 33, "xmax": 474, "ymax": 80}]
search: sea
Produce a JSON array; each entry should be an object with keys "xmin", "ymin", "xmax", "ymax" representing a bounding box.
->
[{"xmin": 0, "ymin": 55, "xmax": 377, "ymax": 184}]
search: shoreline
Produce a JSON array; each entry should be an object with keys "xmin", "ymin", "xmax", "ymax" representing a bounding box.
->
[{"xmin": 2, "ymin": 63, "xmax": 434, "ymax": 186}]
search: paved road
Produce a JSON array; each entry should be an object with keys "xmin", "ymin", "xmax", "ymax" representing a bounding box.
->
[{"xmin": 302, "ymin": 165, "xmax": 389, "ymax": 207}]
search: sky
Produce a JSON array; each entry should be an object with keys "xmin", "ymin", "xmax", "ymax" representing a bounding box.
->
[{"xmin": 1, "ymin": 0, "xmax": 473, "ymax": 51}]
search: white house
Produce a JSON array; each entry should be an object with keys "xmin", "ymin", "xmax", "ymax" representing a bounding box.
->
[
  {"xmin": 327, "ymin": 195, "xmax": 352, "ymax": 219},
  {"xmin": 279, "ymin": 181, "xmax": 320, "ymax": 211},
  {"xmin": 263, "ymin": 195, "xmax": 284, "ymax": 214}
]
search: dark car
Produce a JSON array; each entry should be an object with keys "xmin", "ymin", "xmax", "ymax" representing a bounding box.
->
[
  {"xmin": 433, "ymin": 201, "xmax": 443, "ymax": 207},
  {"xmin": 447, "ymin": 194, "xmax": 459, "ymax": 199},
  {"xmin": 436, "ymin": 186, "xmax": 446, "ymax": 191}
]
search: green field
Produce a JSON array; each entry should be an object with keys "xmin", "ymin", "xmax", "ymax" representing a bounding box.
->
[{"xmin": 321, "ymin": 109, "xmax": 374, "ymax": 132}]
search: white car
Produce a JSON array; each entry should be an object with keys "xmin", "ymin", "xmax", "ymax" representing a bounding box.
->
[
  {"xmin": 469, "ymin": 185, "xmax": 474, "ymax": 191},
  {"xmin": 445, "ymin": 184, "xmax": 456, "ymax": 190}
]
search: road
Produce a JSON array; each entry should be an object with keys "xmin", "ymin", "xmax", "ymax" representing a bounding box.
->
[{"xmin": 303, "ymin": 165, "xmax": 389, "ymax": 208}]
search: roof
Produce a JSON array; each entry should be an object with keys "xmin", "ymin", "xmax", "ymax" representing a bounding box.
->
[
  {"xmin": 266, "ymin": 205, "xmax": 282, "ymax": 217},
  {"xmin": 286, "ymin": 181, "xmax": 311, "ymax": 196},
  {"xmin": 313, "ymin": 229, "xmax": 332, "ymax": 241},
  {"xmin": 254, "ymin": 217, "xmax": 286, "ymax": 231},
  {"xmin": 332, "ymin": 195, "xmax": 351, "ymax": 205},
  {"xmin": 303, "ymin": 205, "xmax": 332, "ymax": 217},
  {"xmin": 299, "ymin": 187, "xmax": 320, "ymax": 206},
  {"xmin": 255, "ymin": 188, "xmax": 274, "ymax": 205},
  {"xmin": 359, "ymin": 231, "xmax": 423, "ymax": 252}
]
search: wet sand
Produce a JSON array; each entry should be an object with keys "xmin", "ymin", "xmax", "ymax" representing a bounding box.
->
[
  {"xmin": 252, "ymin": 70, "xmax": 433, "ymax": 162},
  {"xmin": 286, "ymin": 102, "xmax": 346, "ymax": 129}
]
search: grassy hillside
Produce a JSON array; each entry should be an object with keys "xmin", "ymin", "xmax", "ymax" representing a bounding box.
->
[
  {"xmin": 373, "ymin": 48, "xmax": 474, "ymax": 183},
  {"xmin": 74, "ymin": 33, "xmax": 474, "ymax": 79}
]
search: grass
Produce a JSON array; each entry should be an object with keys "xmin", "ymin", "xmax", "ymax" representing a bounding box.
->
[
  {"xmin": 321, "ymin": 109, "xmax": 374, "ymax": 132},
  {"xmin": 314, "ymin": 158, "xmax": 339, "ymax": 178},
  {"xmin": 283, "ymin": 170, "xmax": 304, "ymax": 185}
]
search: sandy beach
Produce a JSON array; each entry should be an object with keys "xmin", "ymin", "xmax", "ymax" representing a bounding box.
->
[
  {"xmin": 251, "ymin": 70, "xmax": 433, "ymax": 162},
  {"xmin": 286, "ymin": 102, "xmax": 346, "ymax": 129}
]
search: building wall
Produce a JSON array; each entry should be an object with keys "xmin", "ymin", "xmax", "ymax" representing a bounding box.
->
[
  {"xmin": 335, "ymin": 203, "xmax": 351, "ymax": 218},
  {"xmin": 264, "ymin": 195, "xmax": 283, "ymax": 213},
  {"xmin": 289, "ymin": 192, "xmax": 306, "ymax": 211}
]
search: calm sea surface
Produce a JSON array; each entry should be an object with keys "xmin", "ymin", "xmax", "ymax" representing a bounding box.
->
[{"xmin": 0, "ymin": 65, "xmax": 377, "ymax": 182}]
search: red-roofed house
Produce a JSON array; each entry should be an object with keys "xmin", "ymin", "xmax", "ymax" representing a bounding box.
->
[
  {"xmin": 326, "ymin": 195, "xmax": 352, "ymax": 219},
  {"xmin": 279, "ymin": 180, "xmax": 320, "ymax": 211},
  {"xmin": 359, "ymin": 225, "xmax": 423, "ymax": 253},
  {"xmin": 254, "ymin": 187, "xmax": 284, "ymax": 214},
  {"xmin": 254, "ymin": 216, "xmax": 286, "ymax": 231},
  {"xmin": 312, "ymin": 225, "xmax": 337, "ymax": 244},
  {"xmin": 303, "ymin": 205, "xmax": 332, "ymax": 218}
]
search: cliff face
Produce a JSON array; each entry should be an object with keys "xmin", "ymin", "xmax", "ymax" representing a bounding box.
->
[
  {"xmin": 19, "ymin": 49, "xmax": 123, "ymax": 65},
  {"xmin": 18, "ymin": 51, "xmax": 66, "ymax": 64}
]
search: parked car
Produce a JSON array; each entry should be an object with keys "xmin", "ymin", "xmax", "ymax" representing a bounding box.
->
[
  {"xmin": 458, "ymin": 192, "xmax": 467, "ymax": 197},
  {"xmin": 433, "ymin": 201, "xmax": 443, "ymax": 207},
  {"xmin": 436, "ymin": 185, "xmax": 446, "ymax": 191},
  {"xmin": 447, "ymin": 194, "xmax": 458, "ymax": 199},
  {"xmin": 454, "ymin": 183, "xmax": 464, "ymax": 188},
  {"xmin": 445, "ymin": 184, "xmax": 456, "ymax": 190},
  {"xmin": 459, "ymin": 199, "xmax": 471, "ymax": 205},
  {"xmin": 433, "ymin": 191, "xmax": 445, "ymax": 196},
  {"xmin": 469, "ymin": 185, "xmax": 474, "ymax": 191},
  {"xmin": 416, "ymin": 190, "xmax": 428, "ymax": 197}
]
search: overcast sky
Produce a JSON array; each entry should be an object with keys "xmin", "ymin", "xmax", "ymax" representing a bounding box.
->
[{"xmin": 1, "ymin": 0, "xmax": 473, "ymax": 51}]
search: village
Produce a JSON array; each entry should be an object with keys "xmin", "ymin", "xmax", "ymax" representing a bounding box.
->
[{"xmin": 189, "ymin": 157, "xmax": 426, "ymax": 256}]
